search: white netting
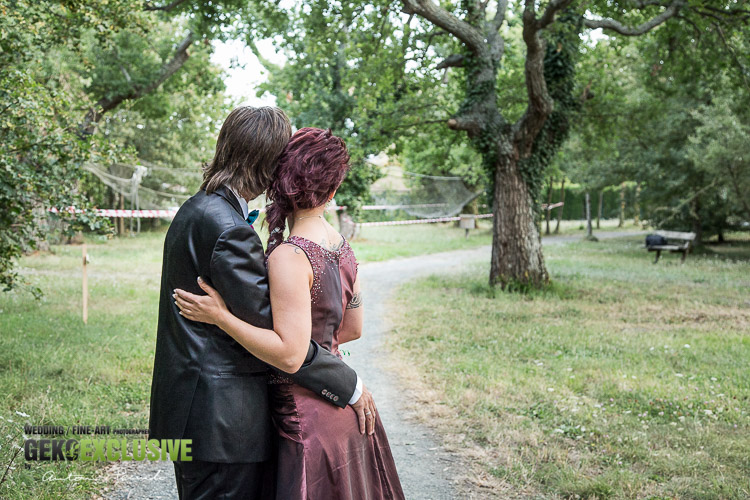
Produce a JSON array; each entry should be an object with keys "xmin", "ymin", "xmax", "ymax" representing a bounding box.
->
[
  {"xmin": 370, "ymin": 168, "xmax": 480, "ymax": 218},
  {"xmin": 83, "ymin": 162, "xmax": 194, "ymax": 209}
]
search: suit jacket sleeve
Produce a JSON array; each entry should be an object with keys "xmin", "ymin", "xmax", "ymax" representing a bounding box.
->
[
  {"xmin": 209, "ymin": 224, "xmax": 357, "ymax": 408},
  {"xmin": 289, "ymin": 341, "xmax": 357, "ymax": 408}
]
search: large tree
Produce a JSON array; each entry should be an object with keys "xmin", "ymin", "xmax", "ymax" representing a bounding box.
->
[
  {"xmin": 0, "ymin": 0, "xmax": 140, "ymax": 292},
  {"xmin": 250, "ymin": 0, "xmax": 746, "ymax": 286},
  {"xmin": 396, "ymin": 0, "xmax": 714, "ymax": 287}
]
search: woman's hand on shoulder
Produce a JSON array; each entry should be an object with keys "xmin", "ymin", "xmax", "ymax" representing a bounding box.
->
[{"xmin": 173, "ymin": 277, "xmax": 229, "ymax": 327}]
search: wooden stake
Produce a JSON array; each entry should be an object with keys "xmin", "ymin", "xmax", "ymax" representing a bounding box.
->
[{"xmin": 82, "ymin": 244, "xmax": 88, "ymax": 325}]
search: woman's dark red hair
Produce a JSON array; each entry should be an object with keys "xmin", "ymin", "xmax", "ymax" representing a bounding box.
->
[{"xmin": 265, "ymin": 127, "xmax": 350, "ymax": 253}]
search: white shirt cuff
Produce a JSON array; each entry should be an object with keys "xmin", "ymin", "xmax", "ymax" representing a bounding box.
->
[{"xmin": 347, "ymin": 375, "xmax": 363, "ymax": 405}]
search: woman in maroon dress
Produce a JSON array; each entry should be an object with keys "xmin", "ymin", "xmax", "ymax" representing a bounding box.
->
[{"xmin": 174, "ymin": 128, "xmax": 404, "ymax": 500}]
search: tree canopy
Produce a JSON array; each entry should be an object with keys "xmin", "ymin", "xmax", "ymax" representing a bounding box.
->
[{"xmin": 2, "ymin": 0, "xmax": 749, "ymax": 293}]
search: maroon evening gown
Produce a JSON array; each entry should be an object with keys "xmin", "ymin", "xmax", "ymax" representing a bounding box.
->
[{"xmin": 267, "ymin": 235, "xmax": 404, "ymax": 500}]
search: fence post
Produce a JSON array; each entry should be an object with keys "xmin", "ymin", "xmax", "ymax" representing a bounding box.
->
[{"xmin": 82, "ymin": 244, "xmax": 88, "ymax": 324}]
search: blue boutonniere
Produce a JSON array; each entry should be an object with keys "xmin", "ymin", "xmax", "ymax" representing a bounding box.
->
[{"xmin": 246, "ymin": 209, "xmax": 259, "ymax": 226}]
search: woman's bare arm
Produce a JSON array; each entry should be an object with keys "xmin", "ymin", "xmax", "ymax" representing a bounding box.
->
[
  {"xmin": 173, "ymin": 244, "xmax": 313, "ymax": 373},
  {"xmin": 338, "ymin": 274, "xmax": 363, "ymax": 344}
]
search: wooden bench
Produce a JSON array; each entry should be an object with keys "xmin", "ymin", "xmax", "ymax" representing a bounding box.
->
[{"xmin": 646, "ymin": 230, "xmax": 696, "ymax": 263}]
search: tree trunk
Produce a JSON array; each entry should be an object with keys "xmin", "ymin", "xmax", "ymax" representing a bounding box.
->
[
  {"xmin": 460, "ymin": 186, "xmax": 480, "ymax": 216},
  {"xmin": 118, "ymin": 194, "xmax": 125, "ymax": 236},
  {"xmin": 691, "ymin": 197, "xmax": 703, "ymax": 245},
  {"xmin": 634, "ymin": 181, "xmax": 641, "ymax": 227},
  {"xmin": 469, "ymin": 195, "xmax": 479, "ymax": 215},
  {"xmin": 337, "ymin": 210, "xmax": 357, "ymax": 240},
  {"xmin": 596, "ymin": 188, "xmax": 603, "ymax": 229},
  {"xmin": 555, "ymin": 178, "xmax": 565, "ymax": 234},
  {"xmin": 489, "ymin": 155, "xmax": 548, "ymax": 288},
  {"xmin": 618, "ymin": 181, "xmax": 626, "ymax": 227},
  {"xmin": 545, "ymin": 177, "xmax": 553, "ymax": 235},
  {"xmin": 725, "ymin": 162, "xmax": 750, "ymax": 220},
  {"xmin": 31, "ymin": 206, "xmax": 51, "ymax": 252},
  {"xmin": 108, "ymin": 188, "xmax": 117, "ymax": 235},
  {"xmin": 584, "ymin": 191, "xmax": 596, "ymax": 241}
]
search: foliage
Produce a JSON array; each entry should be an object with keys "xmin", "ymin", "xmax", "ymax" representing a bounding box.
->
[
  {"xmin": 254, "ymin": 1, "xmax": 458, "ymax": 212},
  {"xmin": 518, "ymin": 10, "xmax": 581, "ymax": 207},
  {"xmin": 560, "ymin": 11, "xmax": 750, "ymax": 241},
  {"xmin": 687, "ymin": 94, "xmax": 750, "ymax": 224},
  {"xmin": 0, "ymin": 0, "xmax": 239, "ymax": 292},
  {"xmin": 4, "ymin": 0, "xmax": 750, "ymax": 291},
  {"xmin": 400, "ymin": 130, "xmax": 486, "ymax": 191},
  {"xmin": 0, "ymin": 0, "xmax": 137, "ymax": 293},
  {"xmin": 92, "ymin": 24, "xmax": 231, "ymax": 205}
]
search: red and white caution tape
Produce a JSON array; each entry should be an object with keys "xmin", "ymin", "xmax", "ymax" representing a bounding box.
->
[
  {"xmin": 49, "ymin": 207, "xmax": 178, "ymax": 219},
  {"xmin": 49, "ymin": 206, "xmax": 503, "ymax": 226},
  {"xmin": 95, "ymin": 209, "xmax": 178, "ymax": 218},
  {"xmin": 358, "ymin": 213, "xmax": 493, "ymax": 227}
]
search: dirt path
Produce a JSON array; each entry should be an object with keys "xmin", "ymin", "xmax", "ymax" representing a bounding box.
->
[
  {"xmin": 347, "ymin": 230, "xmax": 645, "ymax": 499},
  {"xmin": 103, "ymin": 231, "xmax": 645, "ymax": 499}
]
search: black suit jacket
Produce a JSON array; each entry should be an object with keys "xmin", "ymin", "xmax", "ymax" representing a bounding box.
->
[{"xmin": 149, "ymin": 187, "xmax": 358, "ymax": 463}]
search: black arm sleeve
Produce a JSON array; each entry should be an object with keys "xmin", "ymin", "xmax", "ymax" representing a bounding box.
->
[
  {"xmin": 289, "ymin": 342, "xmax": 358, "ymax": 408},
  {"xmin": 209, "ymin": 225, "xmax": 273, "ymax": 329},
  {"xmin": 210, "ymin": 225, "xmax": 357, "ymax": 408}
]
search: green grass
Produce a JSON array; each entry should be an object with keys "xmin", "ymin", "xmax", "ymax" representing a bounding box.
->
[
  {"xmin": 0, "ymin": 232, "xmax": 164, "ymax": 498},
  {"xmin": 391, "ymin": 234, "xmax": 750, "ymax": 499},
  {"xmin": 349, "ymin": 222, "xmax": 493, "ymax": 261},
  {"xmin": 0, "ymin": 221, "xmax": 492, "ymax": 497},
  {"xmin": 0, "ymin": 218, "xmax": 735, "ymax": 498}
]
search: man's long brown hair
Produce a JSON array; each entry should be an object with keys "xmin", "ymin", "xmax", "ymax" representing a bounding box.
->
[{"xmin": 202, "ymin": 106, "xmax": 292, "ymax": 200}]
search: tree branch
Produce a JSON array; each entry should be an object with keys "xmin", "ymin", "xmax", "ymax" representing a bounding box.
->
[
  {"xmin": 538, "ymin": 0, "xmax": 574, "ymax": 29},
  {"xmin": 79, "ymin": 31, "xmax": 195, "ymax": 135},
  {"xmin": 514, "ymin": 0, "xmax": 553, "ymax": 152},
  {"xmin": 247, "ymin": 39, "xmax": 279, "ymax": 70},
  {"xmin": 630, "ymin": 0, "xmax": 671, "ymax": 7},
  {"xmin": 486, "ymin": 0, "xmax": 509, "ymax": 62},
  {"xmin": 402, "ymin": 0, "xmax": 486, "ymax": 54},
  {"xmin": 492, "ymin": 0, "xmax": 509, "ymax": 30},
  {"xmin": 701, "ymin": 5, "xmax": 750, "ymax": 18},
  {"xmin": 583, "ymin": 0, "xmax": 685, "ymax": 36},
  {"xmin": 580, "ymin": 80, "xmax": 594, "ymax": 102},
  {"xmin": 690, "ymin": 5, "xmax": 750, "ymax": 24},
  {"xmin": 447, "ymin": 116, "xmax": 482, "ymax": 135},
  {"xmin": 387, "ymin": 118, "xmax": 452, "ymax": 132},
  {"xmin": 714, "ymin": 23, "xmax": 750, "ymax": 91},
  {"xmin": 436, "ymin": 54, "xmax": 464, "ymax": 69},
  {"xmin": 143, "ymin": 0, "xmax": 188, "ymax": 11}
]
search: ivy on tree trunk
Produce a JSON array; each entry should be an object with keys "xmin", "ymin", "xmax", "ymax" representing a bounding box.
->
[{"xmin": 402, "ymin": 0, "xmax": 686, "ymax": 288}]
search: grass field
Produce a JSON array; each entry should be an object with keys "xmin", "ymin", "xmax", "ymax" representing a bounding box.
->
[
  {"xmin": 0, "ymin": 232, "xmax": 163, "ymax": 498},
  {"xmin": 391, "ymin": 235, "xmax": 750, "ymax": 499},
  {"xmin": 0, "ymin": 221, "xmax": 496, "ymax": 498},
  {"xmin": 0, "ymin": 218, "xmax": 725, "ymax": 498}
]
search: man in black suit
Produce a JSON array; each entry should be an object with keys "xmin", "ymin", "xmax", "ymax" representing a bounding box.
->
[{"xmin": 149, "ymin": 107, "xmax": 375, "ymax": 499}]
